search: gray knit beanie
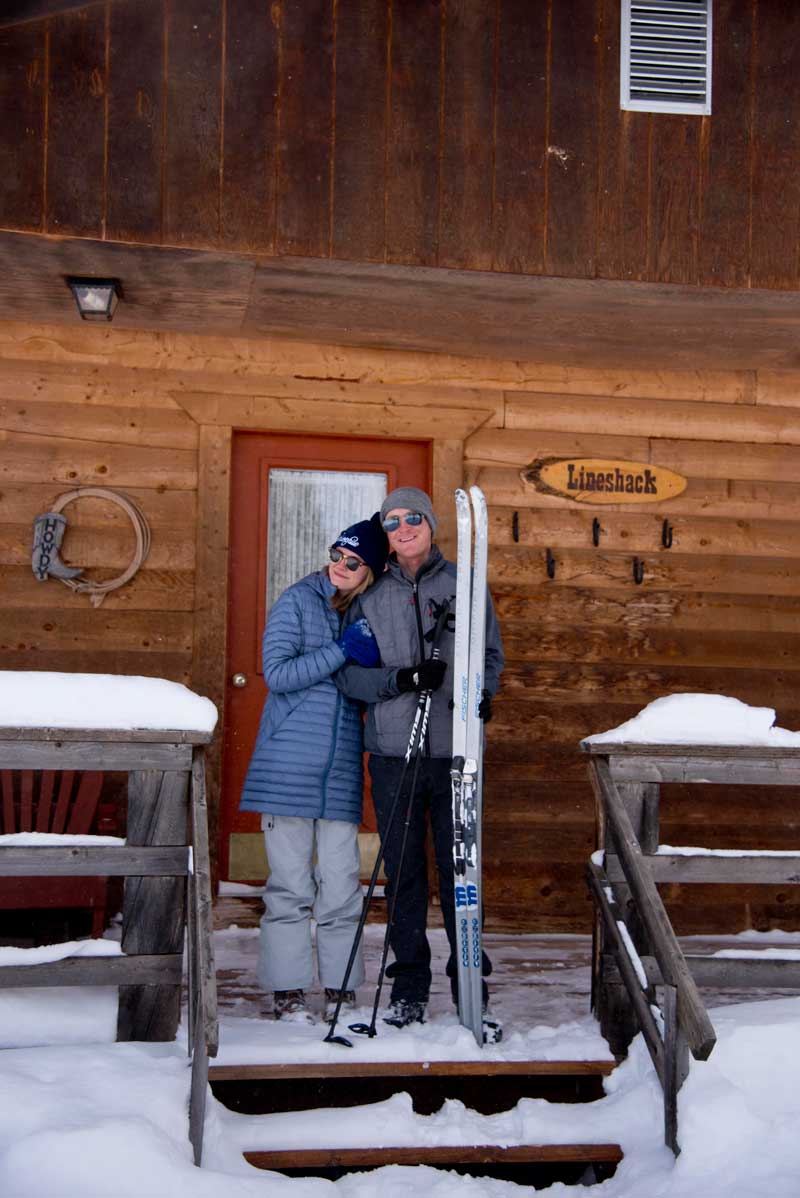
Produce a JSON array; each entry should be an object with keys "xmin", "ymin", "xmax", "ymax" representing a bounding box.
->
[{"xmin": 380, "ymin": 486, "xmax": 438, "ymax": 533}]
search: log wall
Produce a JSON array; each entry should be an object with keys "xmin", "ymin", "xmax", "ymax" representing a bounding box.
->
[
  {"xmin": 2, "ymin": 0, "xmax": 800, "ymax": 291},
  {"xmin": 3, "ymin": 319, "xmax": 800, "ymax": 933}
]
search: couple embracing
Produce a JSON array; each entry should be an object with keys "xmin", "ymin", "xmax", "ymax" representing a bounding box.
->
[{"xmin": 240, "ymin": 486, "xmax": 504, "ymax": 1041}]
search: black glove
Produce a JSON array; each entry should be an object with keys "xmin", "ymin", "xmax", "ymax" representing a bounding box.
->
[
  {"xmin": 478, "ymin": 690, "xmax": 493, "ymax": 722},
  {"xmin": 396, "ymin": 658, "xmax": 447, "ymax": 693}
]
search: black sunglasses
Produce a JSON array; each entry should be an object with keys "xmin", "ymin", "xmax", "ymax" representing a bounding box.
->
[
  {"xmin": 329, "ymin": 547, "xmax": 365, "ymax": 572},
  {"xmin": 382, "ymin": 511, "xmax": 424, "ymax": 533}
]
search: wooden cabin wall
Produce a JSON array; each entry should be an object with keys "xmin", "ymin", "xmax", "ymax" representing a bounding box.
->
[
  {"xmin": 3, "ymin": 320, "xmax": 800, "ymax": 934},
  {"xmin": 2, "ymin": 0, "xmax": 800, "ymax": 291},
  {"xmin": 466, "ymin": 373, "xmax": 800, "ymax": 934}
]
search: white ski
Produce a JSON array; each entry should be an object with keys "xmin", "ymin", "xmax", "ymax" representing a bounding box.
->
[{"xmin": 451, "ymin": 485, "xmax": 489, "ymax": 1046}]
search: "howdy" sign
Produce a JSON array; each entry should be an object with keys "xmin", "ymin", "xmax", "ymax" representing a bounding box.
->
[{"xmin": 522, "ymin": 457, "xmax": 687, "ymax": 505}]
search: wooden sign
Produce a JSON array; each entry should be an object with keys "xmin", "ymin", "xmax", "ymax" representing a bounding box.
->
[{"xmin": 522, "ymin": 457, "xmax": 687, "ymax": 505}]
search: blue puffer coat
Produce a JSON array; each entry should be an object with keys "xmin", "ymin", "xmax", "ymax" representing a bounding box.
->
[{"xmin": 239, "ymin": 569, "xmax": 364, "ymax": 823}]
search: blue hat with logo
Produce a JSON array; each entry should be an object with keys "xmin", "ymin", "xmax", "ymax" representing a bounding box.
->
[{"xmin": 331, "ymin": 512, "xmax": 388, "ymax": 578}]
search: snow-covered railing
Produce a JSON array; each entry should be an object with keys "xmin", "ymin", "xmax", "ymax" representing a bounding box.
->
[
  {"xmin": 0, "ymin": 673, "xmax": 219, "ymax": 1167},
  {"xmin": 582, "ymin": 696, "xmax": 800, "ymax": 1157}
]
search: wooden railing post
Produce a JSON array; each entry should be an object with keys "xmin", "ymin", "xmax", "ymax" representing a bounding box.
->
[
  {"xmin": 188, "ymin": 748, "xmax": 218, "ymax": 1167},
  {"xmin": 117, "ymin": 769, "xmax": 190, "ymax": 1042},
  {"xmin": 663, "ymin": 984, "xmax": 689, "ymax": 1155}
]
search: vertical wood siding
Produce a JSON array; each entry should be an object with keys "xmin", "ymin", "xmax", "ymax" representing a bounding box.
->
[
  {"xmin": 5, "ymin": 1, "xmax": 799, "ymax": 291},
  {"xmin": 331, "ymin": 0, "xmax": 388, "ymax": 261},
  {"xmin": 0, "ymin": 22, "xmax": 46, "ymax": 233},
  {"xmin": 163, "ymin": 1, "xmax": 222, "ymax": 246},
  {"xmin": 220, "ymin": 0, "xmax": 279, "ymax": 253},
  {"xmin": 106, "ymin": 0, "xmax": 164, "ymax": 245},
  {"xmin": 46, "ymin": 8, "xmax": 107, "ymax": 238},
  {"xmin": 749, "ymin": 4, "xmax": 800, "ymax": 289}
]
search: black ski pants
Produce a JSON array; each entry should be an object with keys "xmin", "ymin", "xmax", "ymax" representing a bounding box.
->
[{"xmin": 369, "ymin": 754, "xmax": 491, "ymax": 1006}]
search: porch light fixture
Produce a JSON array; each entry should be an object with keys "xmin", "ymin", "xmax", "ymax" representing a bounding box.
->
[{"xmin": 66, "ymin": 276, "xmax": 121, "ymax": 321}]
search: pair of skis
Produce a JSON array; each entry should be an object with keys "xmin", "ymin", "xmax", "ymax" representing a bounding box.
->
[{"xmin": 451, "ymin": 486, "xmax": 488, "ymax": 1046}]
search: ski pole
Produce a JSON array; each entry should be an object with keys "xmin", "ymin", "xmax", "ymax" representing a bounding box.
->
[
  {"xmin": 349, "ymin": 692, "xmax": 432, "ymax": 1038},
  {"xmin": 347, "ymin": 604, "xmax": 452, "ymax": 1040},
  {"xmin": 324, "ymin": 682, "xmax": 431, "ymax": 1048}
]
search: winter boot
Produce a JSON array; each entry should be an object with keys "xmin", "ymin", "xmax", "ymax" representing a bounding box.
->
[
  {"xmin": 383, "ymin": 998, "xmax": 427, "ymax": 1028},
  {"xmin": 324, "ymin": 988, "xmax": 356, "ymax": 1023},
  {"xmin": 482, "ymin": 1005, "xmax": 503, "ymax": 1045},
  {"xmin": 273, "ymin": 989, "xmax": 315, "ymax": 1025}
]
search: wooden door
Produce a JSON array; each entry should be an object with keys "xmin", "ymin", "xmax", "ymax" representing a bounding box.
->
[{"xmin": 221, "ymin": 432, "xmax": 430, "ymax": 880}]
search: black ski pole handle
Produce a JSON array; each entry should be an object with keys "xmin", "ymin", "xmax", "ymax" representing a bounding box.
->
[{"xmin": 427, "ymin": 600, "xmax": 452, "ymax": 670}]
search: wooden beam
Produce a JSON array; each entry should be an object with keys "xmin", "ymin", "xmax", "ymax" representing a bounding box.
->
[
  {"xmin": 0, "ymin": 727, "xmax": 210, "ymax": 742},
  {"xmin": 190, "ymin": 748, "xmax": 218, "ymax": 1056},
  {"xmin": 0, "ymin": 741, "xmax": 193, "ymax": 769},
  {"xmin": 191, "ymin": 425, "xmax": 230, "ymax": 883},
  {"xmin": 490, "ymin": 507, "xmax": 800, "ymax": 561},
  {"xmin": 505, "ymin": 392, "xmax": 800, "ymax": 446},
  {"xmin": 243, "ymin": 1145, "xmax": 624, "ymax": 1170},
  {"xmin": 637, "ymin": 853, "xmax": 800, "ymax": 885},
  {"xmin": 607, "ymin": 953, "xmax": 800, "ymax": 990},
  {"xmin": 174, "ymin": 392, "xmax": 492, "ymax": 440},
  {"xmin": 0, "ymin": 845, "xmax": 189, "ymax": 876},
  {"xmin": 0, "ymin": 953, "xmax": 182, "ymax": 988},
  {"xmin": 209, "ymin": 1059, "xmax": 616, "ymax": 1082},
  {"xmin": 605, "ymin": 755, "xmax": 800, "ymax": 787}
]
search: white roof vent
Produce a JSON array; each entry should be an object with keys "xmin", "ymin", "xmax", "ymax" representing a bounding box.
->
[{"xmin": 621, "ymin": 0, "xmax": 712, "ymax": 115}]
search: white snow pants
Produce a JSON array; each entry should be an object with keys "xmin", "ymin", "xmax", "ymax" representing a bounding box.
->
[{"xmin": 258, "ymin": 814, "xmax": 365, "ymax": 993}]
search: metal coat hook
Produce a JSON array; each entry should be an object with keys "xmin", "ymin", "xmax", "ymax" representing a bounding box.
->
[
  {"xmin": 546, "ymin": 548, "xmax": 556, "ymax": 579},
  {"xmin": 633, "ymin": 557, "xmax": 645, "ymax": 585},
  {"xmin": 592, "ymin": 517, "xmax": 601, "ymax": 547},
  {"xmin": 662, "ymin": 519, "xmax": 673, "ymax": 549},
  {"xmin": 512, "ymin": 510, "xmax": 520, "ymax": 543}
]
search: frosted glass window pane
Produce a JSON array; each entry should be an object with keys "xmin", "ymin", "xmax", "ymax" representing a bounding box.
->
[{"xmin": 266, "ymin": 469, "xmax": 387, "ymax": 612}]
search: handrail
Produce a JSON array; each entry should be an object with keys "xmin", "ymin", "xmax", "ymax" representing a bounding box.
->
[
  {"xmin": 586, "ymin": 861, "xmax": 665, "ymax": 1081},
  {"xmin": 589, "ymin": 757, "xmax": 716, "ymax": 1061}
]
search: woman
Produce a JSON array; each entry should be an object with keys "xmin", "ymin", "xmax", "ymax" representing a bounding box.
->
[{"xmin": 240, "ymin": 513, "xmax": 388, "ymax": 1024}]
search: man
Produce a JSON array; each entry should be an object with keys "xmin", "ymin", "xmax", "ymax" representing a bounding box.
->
[{"xmin": 336, "ymin": 486, "xmax": 504, "ymax": 1042}]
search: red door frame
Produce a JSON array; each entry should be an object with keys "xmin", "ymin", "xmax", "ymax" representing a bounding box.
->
[{"xmin": 220, "ymin": 431, "xmax": 431, "ymax": 879}]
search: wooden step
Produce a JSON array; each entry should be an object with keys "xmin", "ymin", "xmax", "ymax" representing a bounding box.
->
[
  {"xmin": 244, "ymin": 1143, "xmax": 624, "ymax": 1169},
  {"xmin": 209, "ymin": 1058, "xmax": 616, "ymax": 1081},
  {"xmin": 210, "ymin": 1059, "xmax": 616, "ymax": 1116}
]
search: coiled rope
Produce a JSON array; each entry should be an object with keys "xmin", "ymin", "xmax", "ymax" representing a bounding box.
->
[{"xmin": 49, "ymin": 487, "xmax": 151, "ymax": 608}]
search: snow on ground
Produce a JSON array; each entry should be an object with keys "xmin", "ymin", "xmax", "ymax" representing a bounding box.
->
[
  {"xmin": 583, "ymin": 693, "xmax": 800, "ymax": 746},
  {"xmin": 2, "ymin": 923, "xmax": 800, "ymax": 1196},
  {"xmin": 0, "ymin": 671, "xmax": 217, "ymax": 732},
  {"xmin": 2, "ymin": 683, "xmax": 800, "ymax": 1193}
]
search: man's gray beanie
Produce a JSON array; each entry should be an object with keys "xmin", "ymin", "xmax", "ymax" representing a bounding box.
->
[{"xmin": 381, "ymin": 486, "xmax": 438, "ymax": 533}]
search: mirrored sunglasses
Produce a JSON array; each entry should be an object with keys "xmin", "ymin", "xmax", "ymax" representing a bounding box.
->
[
  {"xmin": 382, "ymin": 511, "xmax": 424, "ymax": 533},
  {"xmin": 329, "ymin": 547, "xmax": 365, "ymax": 572}
]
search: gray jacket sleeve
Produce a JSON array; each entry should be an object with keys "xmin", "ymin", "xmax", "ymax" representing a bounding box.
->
[{"xmin": 335, "ymin": 661, "xmax": 400, "ymax": 703}]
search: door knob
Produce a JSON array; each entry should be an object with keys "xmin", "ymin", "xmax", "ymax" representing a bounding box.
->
[{"xmin": 231, "ymin": 672, "xmax": 248, "ymax": 688}]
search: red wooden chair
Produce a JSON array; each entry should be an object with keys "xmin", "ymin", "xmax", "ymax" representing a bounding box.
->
[{"xmin": 0, "ymin": 770, "xmax": 109, "ymax": 937}]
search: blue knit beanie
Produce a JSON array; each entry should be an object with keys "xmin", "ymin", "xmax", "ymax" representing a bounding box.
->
[{"xmin": 331, "ymin": 512, "xmax": 388, "ymax": 577}]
